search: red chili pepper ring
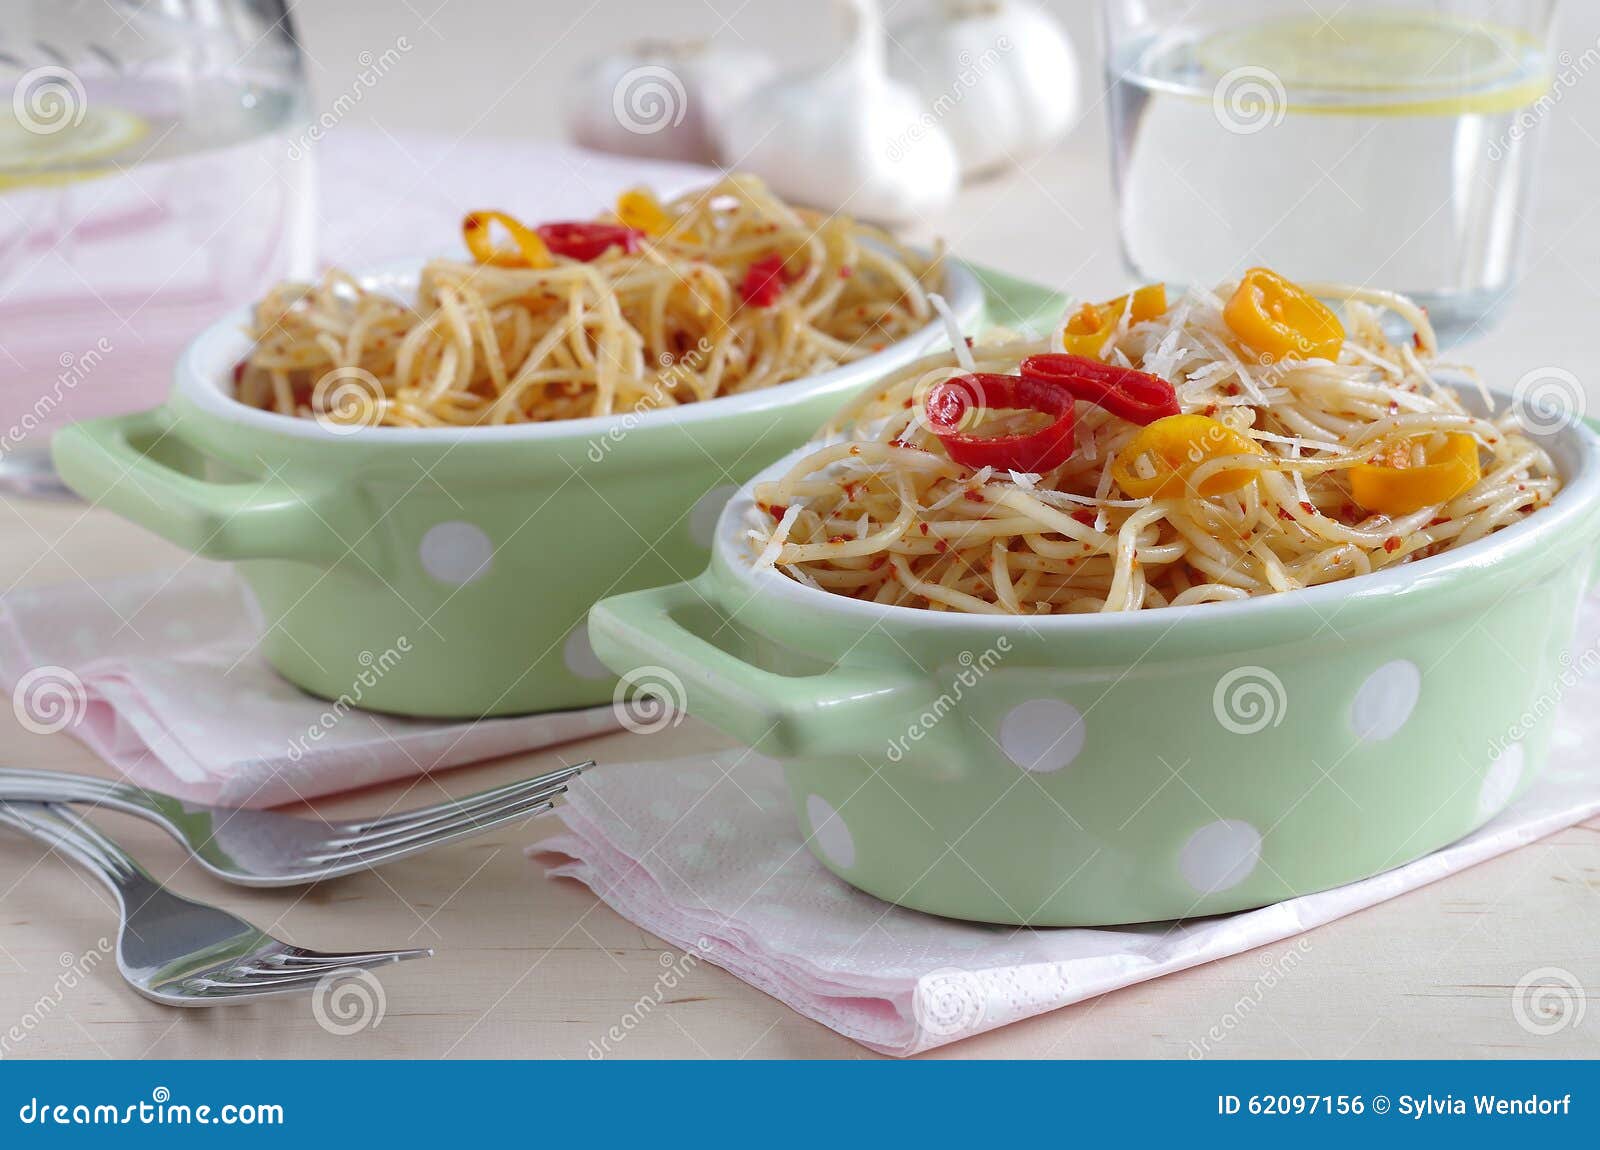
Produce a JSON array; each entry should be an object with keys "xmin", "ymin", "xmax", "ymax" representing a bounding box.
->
[
  {"xmin": 923, "ymin": 372, "xmax": 1078, "ymax": 474},
  {"xmin": 535, "ymin": 221, "xmax": 641, "ymax": 262},
  {"xmin": 1020, "ymin": 353, "xmax": 1179, "ymax": 426}
]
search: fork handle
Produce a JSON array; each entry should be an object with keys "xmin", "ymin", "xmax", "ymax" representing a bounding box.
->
[
  {"xmin": 0, "ymin": 768, "xmax": 166, "ymax": 815},
  {"xmin": 0, "ymin": 801, "xmax": 152, "ymax": 897}
]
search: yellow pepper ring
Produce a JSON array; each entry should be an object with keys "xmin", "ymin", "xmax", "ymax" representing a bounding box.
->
[
  {"xmin": 1060, "ymin": 283, "xmax": 1168, "ymax": 358},
  {"xmin": 1223, "ymin": 267, "xmax": 1344, "ymax": 364},
  {"xmin": 1349, "ymin": 433, "xmax": 1481, "ymax": 516},
  {"xmin": 1061, "ymin": 302, "xmax": 1114, "ymax": 357},
  {"xmin": 1111, "ymin": 414, "xmax": 1265, "ymax": 500},
  {"xmin": 462, "ymin": 210, "xmax": 553, "ymax": 268},
  {"xmin": 1119, "ymin": 283, "xmax": 1168, "ymax": 324},
  {"xmin": 615, "ymin": 187, "xmax": 673, "ymax": 237}
]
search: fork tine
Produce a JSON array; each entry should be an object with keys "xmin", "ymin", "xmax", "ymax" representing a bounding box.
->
[
  {"xmin": 305, "ymin": 798, "xmax": 557, "ymax": 867},
  {"xmin": 236, "ymin": 947, "xmax": 435, "ymax": 974},
  {"xmin": 331, "ymin": 763, "xmax": 589, "ymax": 837},
  {"xmin": 312, "ymin": 796, "xmax": 563, "ymax": 870},
  {"xmin": 343, "ymin": 765, "xmax": 583, "ymax": 833},
  {"xmin": 310, "ymin": 788, "xmax": 563, "ymax": 861},
  {"xmin": 190, "ymin": 949, "xmax": 432, "ymax": 991},
  {"xmin": 319, "ymin": 775, "xmax": 575, "ymax": 851},
  {"xmin": 347, "ymin": 792, "xmax": 559, "ymax": 851},
  {"xmin": 271, "ymin": 950, "xmax": 422, "ymax": 966}
]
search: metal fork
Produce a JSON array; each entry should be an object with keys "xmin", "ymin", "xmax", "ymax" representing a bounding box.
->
[
  {"xmin": 0, "ymin": 761, "xmax": 588, "ymax": 887},
  {"xmin": 0, "ymin": 801, "xmax": 431, "ymax": 1005}
]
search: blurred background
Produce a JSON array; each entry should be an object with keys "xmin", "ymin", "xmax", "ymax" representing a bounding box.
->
[
  {"xmin": 2, "ymin": 0, "xmax": 1598, "ymax": 492},
  {"xmin": 294, "ymin": 0, "xmax": 1599, "ymax": 423},
  {"xmin": 293, "ymin": 1, "xmax": 1079, "ymax": 140},
  {"xmin": 288, "ymin": 0, "xmax": 1596, "ymax": 304}
]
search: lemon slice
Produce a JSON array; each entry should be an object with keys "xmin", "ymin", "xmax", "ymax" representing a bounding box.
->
[
  {"xmin": 0, "ymin": 103, "xmax": 149, "ymax": 190},
  {"xmin": 1197, "ymin": 12, "xmax": 1549, "ymax": 116}
]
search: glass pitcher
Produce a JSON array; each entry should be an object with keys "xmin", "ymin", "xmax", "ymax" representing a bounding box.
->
[{"xmin": 0, "ymin": 0, "xmax": 315, "ymax": 496}]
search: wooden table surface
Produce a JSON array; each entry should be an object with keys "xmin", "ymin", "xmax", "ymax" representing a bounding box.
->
[{"xmin": 4, "ymin": 2, "xmax": 1600, "ymax": 1060}]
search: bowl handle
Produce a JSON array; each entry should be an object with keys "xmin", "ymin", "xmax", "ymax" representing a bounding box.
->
[
  {"xmin": 52, "ymin": 407, "xmax": 344, "ymax": 564},
  {"xmin": 589, "ymin": 577, "xmax": 925, "ymax": 760}
]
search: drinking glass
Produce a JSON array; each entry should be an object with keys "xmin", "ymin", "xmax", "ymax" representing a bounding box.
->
[
  {"xmin": 0, "ymin": 0, "xmax": 315, "ymax": 496},
  {"xmin": 1103, "ymin": 0, "xmax": 1558, "ymax": 343}
]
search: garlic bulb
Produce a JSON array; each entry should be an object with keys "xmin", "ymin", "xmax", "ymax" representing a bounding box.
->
[
  {"xmin": 566, "ymin": 39, "xmax": 775, "ymax": 165},
  {"xmin": 891, "ymin": 0, "xmax": 1080, "ymax": 176},
  {"xmin": 717, "ymin": 0, "xmax": 959, "ymax": 225}
]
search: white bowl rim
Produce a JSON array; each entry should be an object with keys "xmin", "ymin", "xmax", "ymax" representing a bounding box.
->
[
  {"xmin": 712, "ymin": 389, "xmax": 1600, "ymax": 632},
  {"xmin": 171, "ymin": 255, "xmax": 983, "ymax": 444}
]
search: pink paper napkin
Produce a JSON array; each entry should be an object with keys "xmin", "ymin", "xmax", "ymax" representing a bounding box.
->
[
  {"xmin": 0, "ymin": 566, "xmax": 616, "ymax": 808},
  {"xmin": 538, "ymin": 603, "xmax": 1600, "ymax": 1057}
]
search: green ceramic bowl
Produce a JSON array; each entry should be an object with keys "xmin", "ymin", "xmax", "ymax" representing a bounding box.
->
[
  {"xmin": 588, "ymin": 400, "xmax": 1600, "ymax": 926},
  {"xmin": 50, "ymin": 259, "xmax": 989, "ymax": 718}
]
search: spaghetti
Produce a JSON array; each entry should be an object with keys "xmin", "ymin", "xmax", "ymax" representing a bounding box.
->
[
  {"xmin": 751, "ymin": 271, "xmax": 1561, "ymax": 614},
  {"xmin": 236, "ymin": 175, "xmax": 941, "ymax": 428}
]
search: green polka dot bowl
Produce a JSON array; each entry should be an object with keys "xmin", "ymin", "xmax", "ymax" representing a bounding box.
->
[
  {"xmin": 49, "ymin": 259, "xmax": 991, "ymax": 718},
  {"xmin": 587, "ymin": 402, "xmax": 1600, "ymax": 926}
]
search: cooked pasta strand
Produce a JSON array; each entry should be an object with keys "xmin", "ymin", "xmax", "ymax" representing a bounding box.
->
[
  {"xmin": 239, "ymin": 176, "xmax": 941, "ymax": 426},
  {"xmin": 751, "ymin": 282, "xmax": 1559, "ymax": 614}
]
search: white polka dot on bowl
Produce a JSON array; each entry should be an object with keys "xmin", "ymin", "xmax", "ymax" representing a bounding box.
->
[
  {"xmin": 805, "ymin": 794, "xmax": 856, "ymax": 869},
  {"xmin": 1349, "ymin": 659, "xmax": 1421, "ymax": 743},
  {"xmin": 562, "ymin": 624, "xmax": 612, "ymax": 681},
  {"xmin": 1478, "ymin": 742, "xmax": 1524, "ymax": 819},
  {"xmin": 1178, "ymin": 819, "xmax": 1262, "ymax": 894},
  {"xmin": 998, "ymin": 699, "xmax": 1086, "ymax": 774},
  {"xmin": 418, "ymin": 521, "xmax": 494, "ymax": 585}
]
